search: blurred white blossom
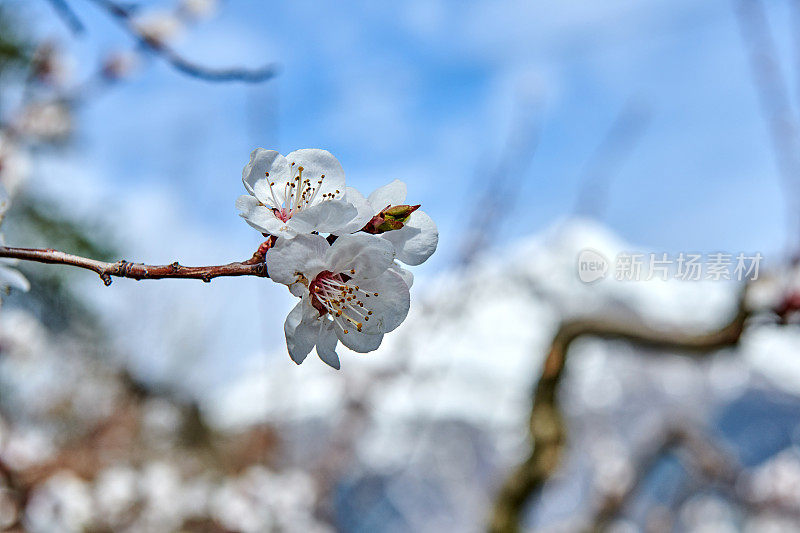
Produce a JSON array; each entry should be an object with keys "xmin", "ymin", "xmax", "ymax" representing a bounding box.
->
[
  {"xmin": 0, "ymin": 135, "xmax": 30, "ymax": 197},
  {"xmin": 15, "ymin": 102, "xmax": 72, "ymax": 142},
  {"xmin": 26, "ymin": 472, "xmax": 95, "ymax": 533},
  {"xmin": 102, "ymin": 50, "xmax": 141, "ymax": 80},
  {"xmin": 180, "ymin": 0, "xmax": 219, "ymax": 20},
  {"xmin": 132, "ymin": 10, "xmax": 184, "ymax": 45}
]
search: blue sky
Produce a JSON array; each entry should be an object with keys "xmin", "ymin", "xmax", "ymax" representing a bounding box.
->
[
  {"xmin": 13, "ymin": 0, "xmax": 799, "ymax": 383},
  {"xmin": 25, "ymin": 0, "xmax": 791, "ymax": 261}
]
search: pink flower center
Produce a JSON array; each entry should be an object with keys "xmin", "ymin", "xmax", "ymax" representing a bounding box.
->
[
  {"xmin": 263, "ymin": 163, "xmax": 340, "ymax": 223},
  {"xmin": 308, "ymin": 270, "xmax": 379, "ymax": 334},
  {"xmin": 273, "ymin": 207, "xmax": 290, "ymax": 222}
]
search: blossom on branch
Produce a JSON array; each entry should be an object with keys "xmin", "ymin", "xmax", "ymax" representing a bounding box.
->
[
  {"xmin": 357, "ymin": 179, "xmax": 438, "ymax": 266},
  {"xmin": 266, "ymin": 234, "xmax": 410, "ymax": 369},
  {"xmin": 132, "ymin": 10, "xmax": 185, "ymax": 46},
  {"xmin": 0, "ymin": 144, "xmax": 434, "ymax": 369},
  {"xmin": 234, "ymin": 148, "xmax": 433, "ymax": 367},
  {"xmin": 236, "ymin": 149, "xmax": 371, "ymax": 240}
]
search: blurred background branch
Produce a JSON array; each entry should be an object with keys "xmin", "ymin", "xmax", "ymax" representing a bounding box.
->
[
  {"xmin": 43, "ymin": 0, "xmax": 85, "ymax": 35},
  {"xmin": 573, "ymin": 97, "xmax": 652, "ymax": 221},
  {"xmin": 489, "ymin": 285, "xmax": 753, "ymax": 533},
  {"xmin": 86, "ymin": 0, "xmax": 278, "ymax": 83}
]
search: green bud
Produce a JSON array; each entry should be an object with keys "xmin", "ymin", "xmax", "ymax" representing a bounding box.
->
[
  {"xmin": 382, "ymin": 204, "xmax": 420, "ymax": 223},
  {"xmin": 375, "ymin": 218, "xmax": 405, "ymax": 233},
  {"xmin": 362, "ymin": 204, "xmax": 421, "ymax": 234}
]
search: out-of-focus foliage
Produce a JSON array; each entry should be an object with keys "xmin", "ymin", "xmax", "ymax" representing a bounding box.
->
[
  {"xmin": 4, "ymin": 195, "xmax": 118, "ymax": 330},
  {"xmin": 0, "ymin": 5, "xmax": 114, "ymax": 330},
  {"xmin": 0, "ymin": 6, "xmax": 30, "ymax": 76}
]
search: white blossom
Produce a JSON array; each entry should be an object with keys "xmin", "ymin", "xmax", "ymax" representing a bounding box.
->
[
  {"xmin": 266, "ymin": 233, "xmax": 410, "ymax": 368},
  {"xmin": 357, "ymin": 179, "xmax": 438, "ymax": 266},
  {"xmin": 132, "ymin": 10, "xmax": 184, "ymax": 45},
  {"xmin": 179, "ymin": 0, "xmax": 219, "ymax": 20},
  {"xmin": 236, "ymin": 148, "xmax": 372, "ymax": 240},
  {"xmin": 0, "ymin": 135, "xmax": 31, "ymax": 197},
  {"xmin": 26, "ymin": 472, "xmax": 95, "ymax": 532},
  {"xmin": 16, "ymin": 102, "xmax": 72, "ymax": 142},
  {"xmin": 102, "ymin": 51, "xmax": 140, "ymax": 80}
]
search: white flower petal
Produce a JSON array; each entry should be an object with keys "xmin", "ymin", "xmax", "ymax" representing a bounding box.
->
[
  {"xmin": 288, "ymin": 200, "xmax": 357, "ymax": 235},
  {"xmin": 326, "ymin": 234, "xmax": 394, "ymax": 279},
  {"xmin": 357, "ymin": 270, "xmax": 410, "ymax": 333},
  {"xmin": 266, "ymin": 234, "xmax": 329, "ymax": 285},
  {"xmin": 367, "ymin": 179, "xmax": 407, "ymax": 211},
  {"xmin": 382, "ymin": 210, "xmax": 438, "ymax": 266},
  {"xmin": 331, "ymin": 187, "xmax": 375, "ymax": 235},
  {"xmin": 316, "ymin": 321, "xmax": 341, "ymax": 369},
  {"xmin": 284, "ymin": 149, "xmax": 345, "ymax": 202},
  {"xmin": 389, "ymin": 262, "xmax": 413, "ymax": 288},
  {"xmin": 289, "ymin": 282, "xmax": 306, "ymax": 297},
  {"xmin": 243, "ymin": 212, "xmax": 292, "ymax": 239},
  {"xmin": 235, "ymin": 195, "xmax": 287, "ymax": 235},
  {"xmin": 235, "ymin": 194, "xmax": 260, "ymax": 213},
  {"xmin": 336, "ymin": 327, "xmax": 384, "ymax": 353},
  {"xmin": 283, "ymin": 300, "xmax": 318, "ymax": 365},
  {"xmin": 242, "ymin": 148, "xmax": 290, "ymax": 206}
]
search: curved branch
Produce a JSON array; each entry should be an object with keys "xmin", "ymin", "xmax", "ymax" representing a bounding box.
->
[
  {"xmin": 0, "ymin": 245, "xmax": 269, "ymax": 285},
  {"xmin": 86, "ymin": 0, "xmax": 278, "ymax": 83},
  {"xmin": 487, "ymin": 286, "xmax": 751, "ymax": 533}
]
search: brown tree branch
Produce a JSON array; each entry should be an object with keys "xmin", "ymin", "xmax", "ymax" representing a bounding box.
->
[
  {"xmin": 487, "ymin": 286, "xmax": 751, "ymax": 533},
  {"xmin": 0, "ymin": 245, "xmax": 269, "ymax": 286},
  {"xmin": 0, "ymin": 452, "xmax": 27, "ymax": 531}
]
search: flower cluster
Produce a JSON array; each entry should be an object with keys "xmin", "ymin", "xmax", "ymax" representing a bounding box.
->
[{"xmin": 236, "ymin": 149, "xmax": 437, "ymax": 369}]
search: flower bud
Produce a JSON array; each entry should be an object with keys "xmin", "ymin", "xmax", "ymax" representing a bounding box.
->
[{"xmin": 362, "ymin": 205, "xmax": 420, "ymax": 234}]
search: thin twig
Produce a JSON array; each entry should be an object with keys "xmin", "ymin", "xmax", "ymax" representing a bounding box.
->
[
  {"xmin": 734, "ymin": 0, "xmax": 800, "ymax": 256},
  {"xmin": 86, "ymin": 0, "xmax": 278, "ymax": 83},
  {"xmin": 573, "ymin": 97, "xmax": 652, "ymax": 220},
  {"xmin": 0, "ymin": 246, "xmax": 269, "ymax": 285},
  {"xmin": 457, "ymin": 98, "xmax": 541, "ymax": 265},
  {"xmin": 44, "ymin": 0, "xmax": 85, "ymax": 35},
  {"xmin": 487, "ymin": 286, "xmax": 751, "ymax": 533}
]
